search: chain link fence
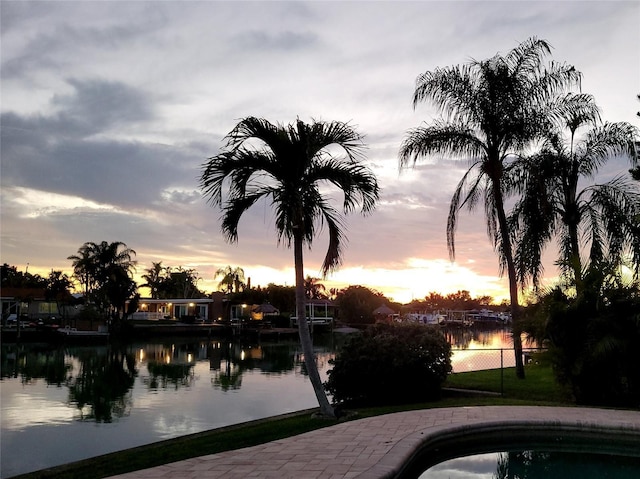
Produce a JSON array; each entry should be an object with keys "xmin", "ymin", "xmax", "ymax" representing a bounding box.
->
[{"xmin": 449, "ymin": 347, "xmax": 545, "ymax": 397}]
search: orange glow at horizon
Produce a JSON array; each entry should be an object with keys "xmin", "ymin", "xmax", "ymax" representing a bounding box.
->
[{"xmin": 24, "ymin": 259, "xmax": 511, "ymax": 306}]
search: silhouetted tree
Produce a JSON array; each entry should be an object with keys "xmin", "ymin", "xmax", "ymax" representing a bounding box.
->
[
  {"xmin": 200, "ymin": 117, "xmax": 379, "ymax": 417},
  {"xmin": 400, "ymin": 37, "xmax": 580, "ymax": 378},
  {"xmin": 513, "ymin": 93, "xmax": 640, "ymax": 292}
]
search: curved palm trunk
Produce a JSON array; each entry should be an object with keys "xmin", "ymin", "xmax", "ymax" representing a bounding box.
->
[
  {"xmin": 294, "ymin": 231, "xmax": 336, "ymax": 418},
  {"xmin": 493, "ymin": 179, "xmax": 526, "ymax": 379}
]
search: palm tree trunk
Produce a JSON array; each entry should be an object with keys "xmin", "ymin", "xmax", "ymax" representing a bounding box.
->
[
  {"xmin": 294, "ymin": 231, "xmax": 335, "ymax": 418},
  {"xmin": 567, "ymin": 223, "xmax": 583, "ymax": 295},
  {"xmin": 494, "ymin": 181, "xmax": 525, "ymax": 379}
]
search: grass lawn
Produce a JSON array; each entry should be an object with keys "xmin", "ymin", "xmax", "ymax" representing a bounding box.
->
[
  {"xmin": 13, "ymin": 357, "xmax": 574, "ymax": 479},
  {"xmin": 444, "ymin": 353, "xmax": 572, "ymax": 403}
]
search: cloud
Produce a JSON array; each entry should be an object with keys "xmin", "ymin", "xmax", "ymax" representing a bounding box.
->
[
  {"xmin": 1, "ymin": 1, "xmax": 638, "ymax": 303},
  {"xmin": 232, "ymin": 30, "xmax": 319, "ymax": 51}
]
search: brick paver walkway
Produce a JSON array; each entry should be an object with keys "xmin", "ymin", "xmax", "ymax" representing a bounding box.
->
[{"xmin": 107, "ymin": 406, "xmax": 640, "ymax": 479}]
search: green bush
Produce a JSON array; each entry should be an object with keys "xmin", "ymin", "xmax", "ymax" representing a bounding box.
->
[
  {"xmin": 324, "ymin": 322, "xmax": 451, "ymax": 406},
  {"xmin": 546, "ymin": 277, "xmax": 640, "ymax": 407}
]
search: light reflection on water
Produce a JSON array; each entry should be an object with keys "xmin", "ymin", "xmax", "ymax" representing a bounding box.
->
[
  {"xmin": 419, "ymin": 450, "xmax": 640, "ymax": 478},
  {"xmin": 420, "ymin": 452, "xmax": 497, "ymax": 479},
  {"xmin": 1, "ymin": 327, "xmax": 519, "ymax": 477}
]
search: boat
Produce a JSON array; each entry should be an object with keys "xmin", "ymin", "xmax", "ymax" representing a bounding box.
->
[{"xmin": 56, "ymin": 326, "xmax": 110, "ymax": 342}]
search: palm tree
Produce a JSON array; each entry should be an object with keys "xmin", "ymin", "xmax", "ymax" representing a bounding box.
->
[
  {"xmin": 215, "ymin": 265, "xmax": 246, "ymax": 294},
  {"xmin": 200, "ymin": 117, "xmax": 379, "ymax": 417},
  {"xmin": 68, "ymin": 243, "xmax": 98, "ymax": 296},
  {"xmin": 399, "ymin": 37, "xmax": 581, "ymax": 378},
  {"xmin": 304, "ymin": 276, "xmax": 327, "ymax": 299},
  {"xmin": 141, "ymin": 261, "xmax": 165, "ymax": 299},
  {"xmin": 512, "ymin": 93, "xmax": 640, "ymax": 293},
  {"xmin": 68, "ymin": 241, "xmax": 137, "ymax": 315}
]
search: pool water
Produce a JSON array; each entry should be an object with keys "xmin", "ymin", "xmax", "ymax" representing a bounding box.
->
[{"xmin": 419, "ymin": 450, "xmax": 640, "ymax": 478}]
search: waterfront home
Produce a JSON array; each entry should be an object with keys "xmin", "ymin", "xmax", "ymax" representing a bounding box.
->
[
  {"xmin": 128, "ymin": 292, "xmax": 225, "ymax": 323},
  {"xmin": 1, "ymin": 287, "xmax": 59, "ymax": 323},
  {"xmin": 290, "ymin": 299, "xmax": 335, "ymax": 327}
]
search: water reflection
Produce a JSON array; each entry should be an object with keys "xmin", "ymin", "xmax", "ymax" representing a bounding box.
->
[
  {"xmin": 0, "ymin": 328, "xmax": 522, "ymax": 424},
  {"xmin": 0, "ymin": 339, "xmax": 327, "ymax": 426},
  {"xmin": 67, "ymin": 346, "xmax": 137, "ymax": 422},
  {"xmin": 442, "ymin": 325, "xmax": 514, "ymax": 350},
  {"xmin": 1, "ymin": 337, "xmax": 339, "ymax": 477},
  {"xmin": 1, "ymin": 328, "xmax": 525, "ymax": 477},
  {"xmin": 141, "ymin": 343, "xmax": 195, "ymax": 390},
  {"xmin": 420, "ymin": 450, "xmax": 640, "ymax": 478},
  {"xmin": 1, "ymin": 344, "xmax": 71, "ymax": 386}
]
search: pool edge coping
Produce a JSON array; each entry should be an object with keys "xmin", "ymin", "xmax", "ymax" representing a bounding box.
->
[{"xmin": 354, "ymin": 406, "xmax": 640, "ymax": 478}]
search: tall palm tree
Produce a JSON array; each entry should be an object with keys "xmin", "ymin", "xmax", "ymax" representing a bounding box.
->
[
  {"xmin": 399, "ymin": 37, "xmax": 581, "ymax": 378},
  {"xmin": 512, "ymin": 93, "xmax": 640, "ymax": 293},
  {"xmin": 200, "ymin": 117, "xmax": 379, "ymax": 417}
]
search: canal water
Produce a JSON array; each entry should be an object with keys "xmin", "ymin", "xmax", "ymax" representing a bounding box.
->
[{"xmin": 1, "ymin": 327, "xmax": 522, "ymax": 477}]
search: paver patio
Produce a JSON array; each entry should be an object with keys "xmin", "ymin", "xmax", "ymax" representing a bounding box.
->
[{"xmin": 107, "ymin": 406, "xmax": 640, "ymax": 479}]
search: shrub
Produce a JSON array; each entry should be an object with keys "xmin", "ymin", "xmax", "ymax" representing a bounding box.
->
[
  {"xmin": 547, "ymin": 276, "xmax": 640, "ymax": 407},
  {"xmin": 324, "ymin": 322, "xmax": 451, "ymax": 406}
]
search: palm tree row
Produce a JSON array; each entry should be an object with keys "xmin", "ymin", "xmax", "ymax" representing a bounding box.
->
[
  {"xmin": 140, "ymin": 262, "xmax": 203, "ymax": 299},
  {"xmin": 400, "ymin": 37, "xmax": 639, "ymax": 378},
  {"xmin": 200, "ymin": 37, "xmax": 638, "ymax": 414}
]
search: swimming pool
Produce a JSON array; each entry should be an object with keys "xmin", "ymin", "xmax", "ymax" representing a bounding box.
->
[
  {"xmin": 400, "ymin": 423, "xmax": 640, "ymax": 478},
  {"xmin": 420, "ymin": 449, "xmax": 640, "ymax": 478}
]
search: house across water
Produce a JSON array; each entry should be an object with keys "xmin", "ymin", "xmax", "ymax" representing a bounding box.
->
[
  {"xmin": 128, "ymin": 293, "xmax": 225, "ymax": 323},
  {"xmin": 290, "ymin": 299, "xmax": 335, "ymax": 327}
]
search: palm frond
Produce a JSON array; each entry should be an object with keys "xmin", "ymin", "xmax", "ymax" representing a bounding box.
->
[
  {"xmin": 304, "ymin": 119, "xmax": 366, "ymax": 162},
  {"xmin": 221, "ymin": 189, "xmax": 273, "ymax": 243},
  {"xmin": 503, "ymin": 36, "xmax": 552, "ymax": 75},
  {"xmin": 578, "ymin": 122, "xmax": 639, "ymax": 176},
  {"xmin": 446, "ymin": 162, "xmax": 482, "ymax": 260},
  {"xmin": 412, "ymin": 64, "xmax": 476, "ymax": 121},
  {"xmin": 307, "ymin": 159, "xmax": 379, "ymax": 214},
  {"xmin": 584, "ymin": 176, "xmax": 640, "ymax": 273},
  {"xmin": 399, "ymin": 122, "xmax": 485, "ymax": 167}
]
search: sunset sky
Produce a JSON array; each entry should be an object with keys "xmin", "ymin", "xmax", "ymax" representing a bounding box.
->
[{"xmin": 1, "ymin": 1, "xmax": 638, "ymax": 304}]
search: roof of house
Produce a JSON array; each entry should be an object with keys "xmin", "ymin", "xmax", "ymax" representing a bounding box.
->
[
  {"xmin": 373, "ymin": 304, "xmax": 395, "ymax": 315},
  {"xmin": 252, "ymin": 303, "xmax": 279, "ymax": 313}
]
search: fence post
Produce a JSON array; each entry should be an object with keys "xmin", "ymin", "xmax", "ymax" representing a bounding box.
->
[{"xmin": 500, "ymin": 348, "xmax": 504, "ymax": 397}]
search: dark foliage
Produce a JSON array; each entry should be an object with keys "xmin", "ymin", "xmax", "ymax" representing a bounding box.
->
[
  {"xmin": 335, "ymin": 285, "xmax": 386, "ymax": 324},
  {"xmin": 546, "ymin": 270, "xmax": 640, "ymax": 407},
  {"xmin": 265, "ymin": 314, "xmax": 291, "ymax": 328},
  {"xmin": 324, "ymin": 323, "xmax": 452, "ymax": 406}
]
